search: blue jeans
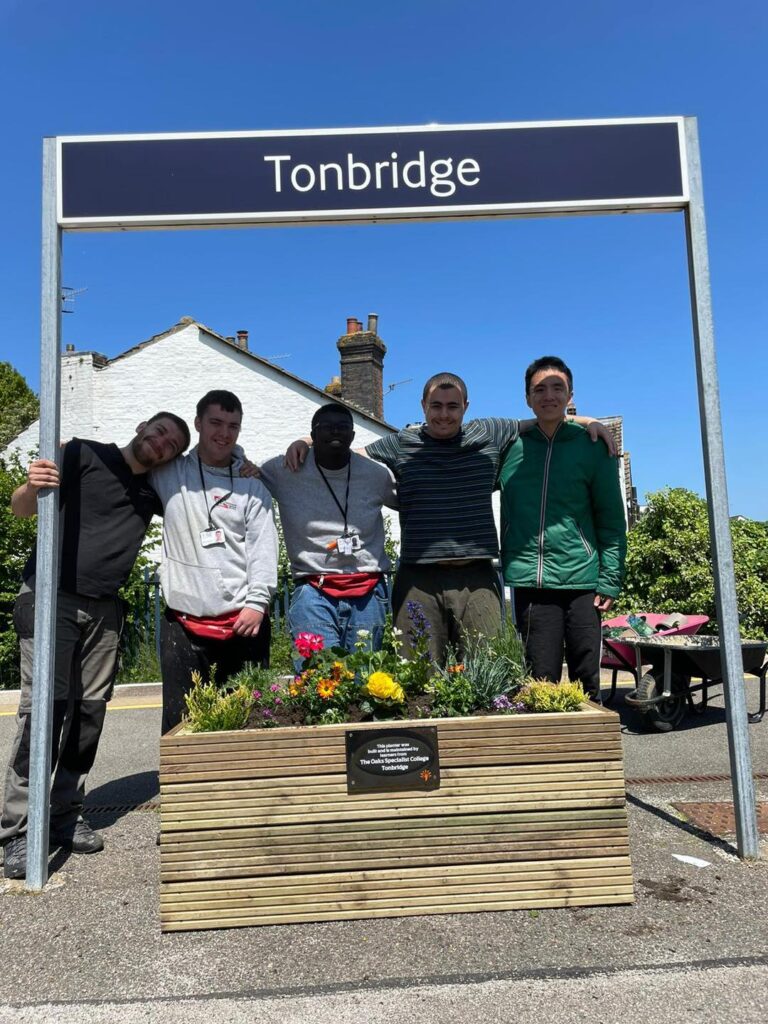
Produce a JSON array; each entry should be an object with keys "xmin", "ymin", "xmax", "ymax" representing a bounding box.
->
[{"xmin": 288, "ymin": 579, "xmax": 389, "ymax": 666}]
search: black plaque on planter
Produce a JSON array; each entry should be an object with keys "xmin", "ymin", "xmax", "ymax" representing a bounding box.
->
[{"xmin": 346, "ymin": 727, "xmax": 440, "ymax": 794}]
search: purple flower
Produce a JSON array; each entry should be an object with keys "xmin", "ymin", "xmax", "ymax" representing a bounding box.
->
[
  {"xmin": 252, "ymin": 690, "xmax": 262, "ymax": 700},
  {"xmin": 406, "ymin": 600, "xmax": 431, "ymax": 638},
  {"xmin": 274, "ymin": 697, "xmax": 283, "ymax": 706},
  {"xmin": 493, "ymin": 694, "xmax": 513, "ymax": 711},
  {"xmin": 270, "ymin": 683, "xmax": 281, "ymax": 692},
  {"xmin": 262, "ymin": 708, "xmax": 273, "ymax": 718}
]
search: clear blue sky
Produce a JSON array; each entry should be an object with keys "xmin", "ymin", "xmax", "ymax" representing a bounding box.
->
[{"xmin": 1, "ymin": 0, "xmax": 766, "ymax": 518}]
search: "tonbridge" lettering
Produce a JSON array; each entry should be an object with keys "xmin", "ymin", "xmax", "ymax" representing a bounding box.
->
[{"xmin": 263, "ymin": 151, "xmax": 481, "ymax": 199}]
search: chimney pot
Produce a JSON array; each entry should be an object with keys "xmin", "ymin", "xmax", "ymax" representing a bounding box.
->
[
  {"xmin": 236, "ymin": 329, "xmax": 249, "ymax": 350},
  {"xmin": 65, "ymin": 343, "xmax": 75, "ymax": 353},
  {"xmin": 355, "ymin": 319, "xmax": 364, "ymax": 333},
  {"xmin": 346, "ymin": 317, "xmax": 358, "ymax": 334},
  {"xmin": 367, "ymin": 313, "xmax": 379, "ymax": 333}
]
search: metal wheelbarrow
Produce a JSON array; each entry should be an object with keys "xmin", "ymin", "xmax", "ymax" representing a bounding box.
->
[
  {"xmin": 601, "ymin": 613, "xmax": 709, "ymax": 703},
  {"xmin": 621, "ymin": 635, "xmax": 767, "ymax": 732}
]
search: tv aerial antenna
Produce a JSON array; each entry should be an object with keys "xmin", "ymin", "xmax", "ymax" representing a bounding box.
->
[
  {"xmin": 386, "ymin": 378, "xmax": 413, "ymax": 394},
  {"xmin": 264, "ymin": 353, "xmax": 291, "ymax": 362},
  {"xmin": 61, "ymin": 286, "xmax": 87, "ymax": 314}
]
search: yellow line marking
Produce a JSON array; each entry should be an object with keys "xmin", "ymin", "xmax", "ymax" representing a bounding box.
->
[{"xmin": 0, "ymin": 702, "xmax": 162, "ymax": 716}]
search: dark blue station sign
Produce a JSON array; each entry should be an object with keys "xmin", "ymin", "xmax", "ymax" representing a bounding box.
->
[{"xmin": 57, "ymin": 119, "xmax": 687, "ymax": 229}]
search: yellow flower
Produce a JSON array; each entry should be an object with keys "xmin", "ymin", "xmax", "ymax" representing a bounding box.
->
[{"xmin": 365, "ymin": 671, "xmax": 405, "ymax": 703}]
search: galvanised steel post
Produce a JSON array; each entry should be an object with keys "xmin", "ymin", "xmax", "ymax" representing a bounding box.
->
[
  {"xmin": 25, "ymin": 137, "xmax": 62, "ymax": 890},
  {"xmin": 683, "ymin": 116, "xmax": 759, "ymax": 859}
]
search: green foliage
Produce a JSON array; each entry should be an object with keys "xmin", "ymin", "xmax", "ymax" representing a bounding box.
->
[
  {"xmin": 268, "ymin": 624, "xmax": 295, "ymax": 675},
  {"xmin": 383, "ymin": 514, "xmax": 399, "ymax": 569},
  {"xmin": 184, "ymin": 669, "xmax": 254, "ymax": 732},
  {"xmin": 272, "ymin": 504, "xmax": 293, "ymax": 596},
  {"xmin": 116, "ymin": 523, "xmax": 162, "ymax": 683},
  {"xmin": 0, "ymin": 362, "xmax": 39, "ymax": 451},
  {"xmin": 430, "ymin": 668, "xmax": 475, "ymax": 717},
  {"xmin": 0, "ymin": 453, "xmax": 37, "ymax": 688},
  {"xmin": 519, "ymin": 680, "xmax": 586, "ymax": 712},
  {"xmin": 616, "ymin": 487, "xmax": 768, "ymax": 640}
]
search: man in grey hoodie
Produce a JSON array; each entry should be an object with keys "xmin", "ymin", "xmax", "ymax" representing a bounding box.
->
[{"xmin": 151, "ymin": 390, "xmax": 278, "ymax": 733}]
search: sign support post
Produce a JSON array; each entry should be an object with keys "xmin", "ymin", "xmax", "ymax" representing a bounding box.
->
[
  {"xmin": 683, "ymin": 117, "xmax": 758, "ymax": 859},
  {"xmin": 25, "ymin": 137, "xmax": 62, "ymax": 891}
]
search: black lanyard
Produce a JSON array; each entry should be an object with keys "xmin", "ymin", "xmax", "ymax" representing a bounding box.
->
[
  {"xmin": 198, "ymin": 458, "xmax": 234, "ymax": 530},
  {"xmin": 315, "ymin": 456, "xmax": 351, "ymax": 535}
]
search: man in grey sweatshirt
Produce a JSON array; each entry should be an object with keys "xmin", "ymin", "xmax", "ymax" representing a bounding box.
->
[
  {"xmin": 151, "ymin": 390, "xmax": 278, "ymax": 733},
  {"xmin": 260, "ymin": 403, "xmax": 397, "ymax": 655}
]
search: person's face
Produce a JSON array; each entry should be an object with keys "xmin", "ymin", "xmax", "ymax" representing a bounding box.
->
[
  {"xmin": 311, "ymin": 412, "xmax": 355, "ymax": 459},
  {"xmin": 421, "ymin": 386, "xmax": 468, "ymax": 439},
  {"xmin": 195, "ymin": 403, "xmax": 242, "ymax": 465},
  {"xmin": 131, "ymin": 417, "xmax": 187, "ymax": 468},
  {"xmin": 526, "ymin": 368, "xmax": 573, "ymax": 427}
]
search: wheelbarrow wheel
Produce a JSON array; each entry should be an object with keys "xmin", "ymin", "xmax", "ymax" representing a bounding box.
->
[{"xmin": 636, "ymin": 671, "xmax": 687, "ymax": 732}]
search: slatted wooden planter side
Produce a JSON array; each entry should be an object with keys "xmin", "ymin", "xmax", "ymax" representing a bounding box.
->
[{"xmin": 159, "ymin": 705, "xmax": 633, "ymax": 931}]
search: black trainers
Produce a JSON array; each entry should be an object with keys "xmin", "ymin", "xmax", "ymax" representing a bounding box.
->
[
  {"xmin": 3, "ymin": 834, "xmax": 27, "ymax": 880},
  {"xmin": 49, "ymin": 819, "xmax": 104, "ymax": 854}
]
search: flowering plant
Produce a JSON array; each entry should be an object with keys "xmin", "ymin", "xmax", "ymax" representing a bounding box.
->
[{"xmin": 184, "ymin": 605, "xmax": 587, "ymax": 732}]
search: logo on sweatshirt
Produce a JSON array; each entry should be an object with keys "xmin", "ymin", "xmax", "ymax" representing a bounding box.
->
[{"xmin": 213, "ymin": 494, "xmax": 239, "ymax": 512}]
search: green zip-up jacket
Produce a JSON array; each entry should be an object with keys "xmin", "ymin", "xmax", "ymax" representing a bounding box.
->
[{"xmin": 499, "ymin": 422, "xmax": 627, "ymax": 598}]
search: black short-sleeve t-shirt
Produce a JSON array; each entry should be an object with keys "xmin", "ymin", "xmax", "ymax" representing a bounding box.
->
[
  {"xmin": 366, "ymin": 417, "xmax": 519, "ymax": 563},
  {"xmin": 22, "ymin": 439, "xmax": 162, "ymax": 598}
]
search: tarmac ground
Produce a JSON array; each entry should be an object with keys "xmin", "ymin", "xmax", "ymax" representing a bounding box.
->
[{"xmin": 1, "ymin": 676, "xmax": 767, "ymax": 1023}]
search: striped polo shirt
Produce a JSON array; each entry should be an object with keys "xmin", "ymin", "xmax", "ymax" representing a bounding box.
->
[{"xmin": 366, "ymin": 418, "xmax": 520, "ymax": 564}]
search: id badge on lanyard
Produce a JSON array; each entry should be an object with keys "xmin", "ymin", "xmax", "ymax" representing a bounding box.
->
[{"xmin": 198, "ymin": 459, "xmax": 233, "ymax": 549}]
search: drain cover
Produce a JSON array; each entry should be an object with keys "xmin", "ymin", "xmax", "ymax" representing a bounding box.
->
[{"xmin": 672, "ymin": 801, "xmax": 768, "ymax": 838}]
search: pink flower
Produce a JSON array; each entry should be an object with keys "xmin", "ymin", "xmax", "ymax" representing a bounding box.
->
[
  {"xmin": 294, "ymin": 632, "xmax": 325, "ymax": 658},
  {"xmin": 270, "ymin": 683, "xmax": 281, "ymax": 692},
  {"xmin": 252, "ymin": 690, "xmax": 262, "ymax": 700}
]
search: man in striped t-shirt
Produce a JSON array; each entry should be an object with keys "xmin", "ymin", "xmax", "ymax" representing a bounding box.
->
[
  {"xmin": 288, "ymin": 372, "xmax": 613, "ymax": 663},
  {"xmin": 364, "ymin": 373, "xmax": 517, "ymax": 661}
]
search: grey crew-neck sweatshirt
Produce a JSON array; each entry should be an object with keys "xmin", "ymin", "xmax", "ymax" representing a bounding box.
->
[{"xmin": 259, "ymin": 451, "xmax": 398, "ymax": 578}]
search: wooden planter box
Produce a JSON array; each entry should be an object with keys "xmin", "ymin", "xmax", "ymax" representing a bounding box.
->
[{"xmin": 159, "ymin": 704, "xmax": 633, "ymax": 932}]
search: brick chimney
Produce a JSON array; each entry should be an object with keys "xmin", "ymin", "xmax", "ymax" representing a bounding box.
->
[{"xmin": 337, "ymin": 314, "xmax": 386, "ymax": 419}]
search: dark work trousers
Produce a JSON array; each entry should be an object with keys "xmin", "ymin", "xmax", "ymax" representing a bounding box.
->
[
  {"xmin": 392, "ymin": 560, "xmax": 502, "ymax": 665},
  {"xmin": 160, "ymin": 610, "xmax": 271, "ymax": 734},
  {"xmin": 1, "ymin": 587, "xmax": 122, "ymax": 844},
  {"xmin": 513, "ymin": 588, "xmax": 602, "ymax": 701}
]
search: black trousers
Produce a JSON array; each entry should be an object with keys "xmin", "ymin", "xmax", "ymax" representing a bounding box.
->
[
  {"xmin": 160, "ymin": 610, "xmax": 271, "ymax": 734},
  {"xmin": 513, "ymin": 588, "xmax": 601, "ymax": 700}
]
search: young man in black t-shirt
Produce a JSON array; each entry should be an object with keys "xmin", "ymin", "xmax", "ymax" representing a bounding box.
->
[{"xmin": 1, "ymin": 413, "xmax": 189, "ymax": 880}]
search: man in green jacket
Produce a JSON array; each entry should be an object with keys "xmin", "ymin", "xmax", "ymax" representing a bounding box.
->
[{"xmin": 499, "ymin": 356, "xmax": 626, "ymax": 701}]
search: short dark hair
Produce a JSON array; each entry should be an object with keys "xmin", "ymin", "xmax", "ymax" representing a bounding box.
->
[
  {"xmin": 524, "ymin": 356, "xmax": 573, "ymax": 394},
  {"xmin": 196, "ymin": 390, "xmax": 243, "ymax": 419},
  {"xmin": 422, "ymin": 372, "xmax": 468, "ymax": 402},
  {"xmin": 311, "ymin": 402, "xmax": 354, "ymax": 430},
  {"xmin": 145, "ymin": 411, "xmax": 190, "ymax": 451}
]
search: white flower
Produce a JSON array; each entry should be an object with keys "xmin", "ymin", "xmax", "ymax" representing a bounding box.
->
[
  {"xmin": 392, "ymin": 627, "xmax": 403, "ymax": 636},
  {"xmin": 356, "ymin": 629, "xmax": 371, "ymax": 638}
]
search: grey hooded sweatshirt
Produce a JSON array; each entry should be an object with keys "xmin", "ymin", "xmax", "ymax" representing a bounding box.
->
[{"xmin": 151, "ymin": 447, "xmax": 278, "ymax": 618}]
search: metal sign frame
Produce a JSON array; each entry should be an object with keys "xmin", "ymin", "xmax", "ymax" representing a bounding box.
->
[{"xmin": 26, "ymin": 115, "xmax": 758, "ymax": 890}]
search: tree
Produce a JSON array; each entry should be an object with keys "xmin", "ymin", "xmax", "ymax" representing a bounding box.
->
[
  {"xmin": 616, "ymin": 487, "xmax": 768, "ymax": 640},
  {"xmin": 0, "ymin": 362, "xmax": 39, "ymax": 452}
]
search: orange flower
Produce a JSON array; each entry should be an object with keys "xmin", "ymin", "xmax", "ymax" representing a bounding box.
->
[
  {"xmin": 316, "ymin": 678, "xmax": 338, "ymax": 700},
  {"xmin": 448, "ymin": 664, "xmax": 465, "ymax": 674}
]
